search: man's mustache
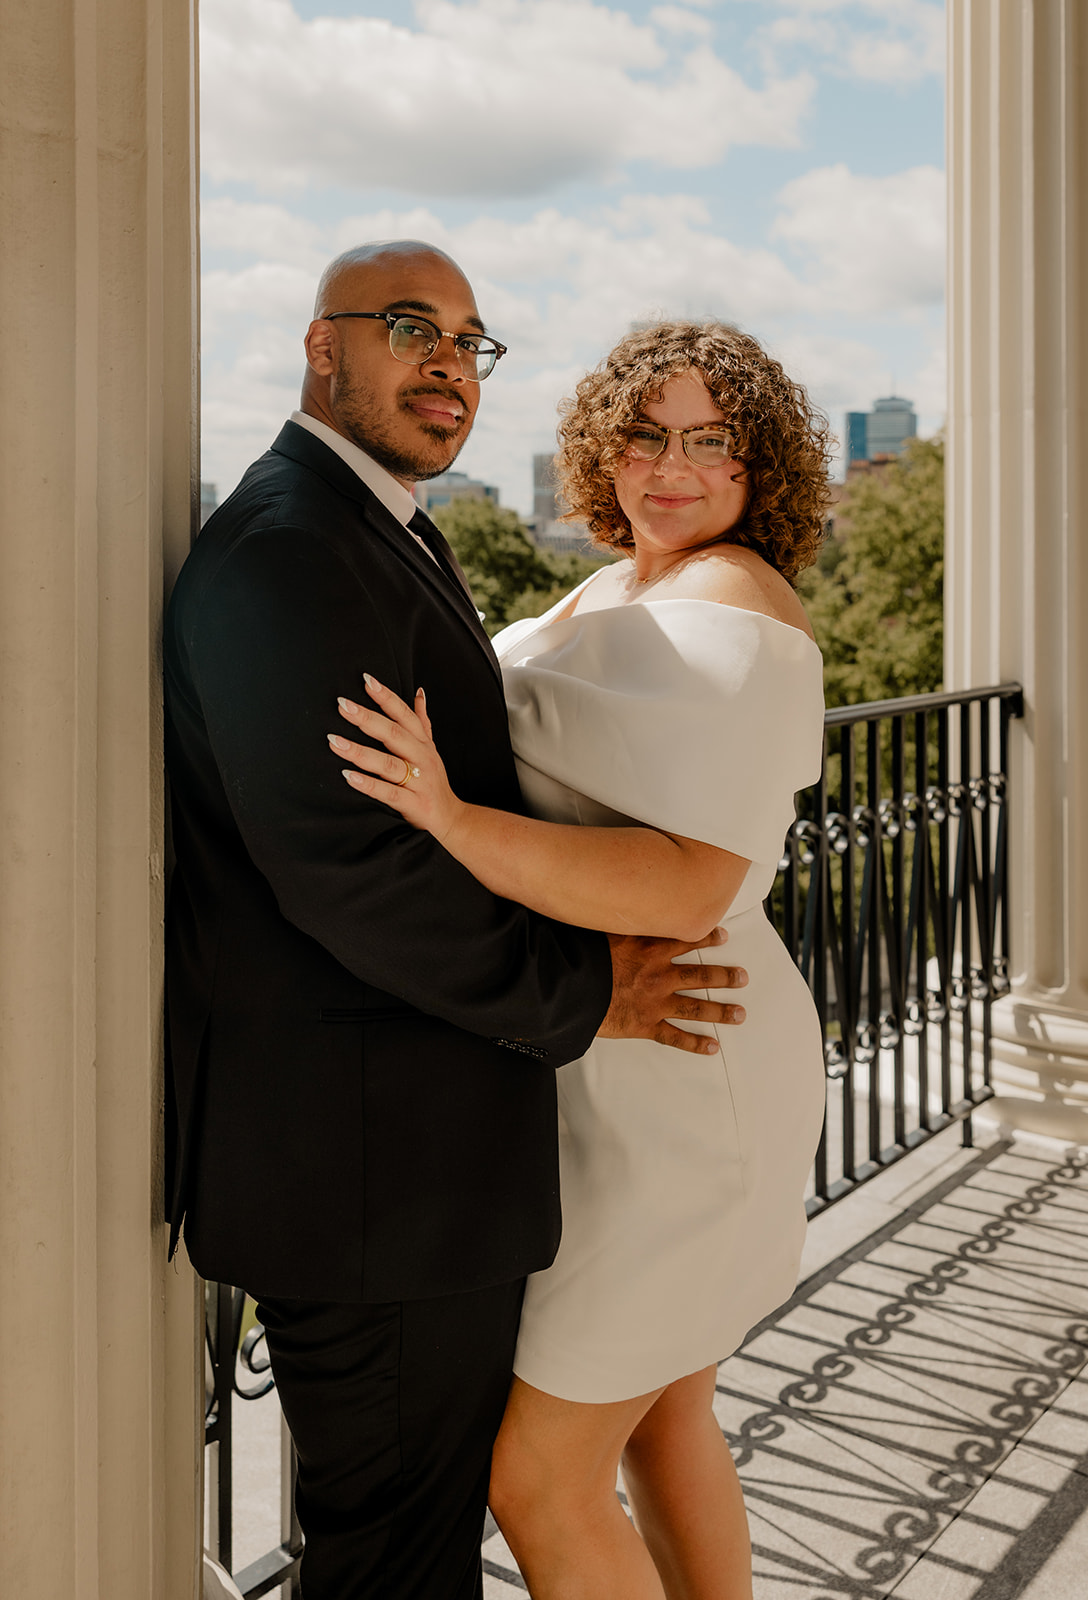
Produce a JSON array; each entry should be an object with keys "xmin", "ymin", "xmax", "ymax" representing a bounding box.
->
[{"xmin": 400, "ymin": 384, "xmax": 467, "ymax": 416}]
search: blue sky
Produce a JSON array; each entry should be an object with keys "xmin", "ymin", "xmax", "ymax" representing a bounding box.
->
[{"xmin": 200, "ymin": 0, "xmax": 945, "ymax": 513}]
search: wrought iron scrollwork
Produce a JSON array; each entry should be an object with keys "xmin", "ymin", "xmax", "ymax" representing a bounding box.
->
[
  {"xmin": 878, "ymin": 798, "xmax": 905, "ymax": 838},
  {"xmin": 765, "ymin": 682, "xmax": 1023, "ymax": 1214},
  {"xmin": 925, "ymin": 784, "xmax": 947, "ymax": 822},
  {"xmin": 824, "ymin": 811, "xmax": 852, "ymax": 855},
  {"xmin": 238, "ymin": 1321, "xmax": 275, "ymax": 1402}
]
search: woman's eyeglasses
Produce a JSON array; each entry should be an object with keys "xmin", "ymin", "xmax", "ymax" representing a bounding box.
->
[
  {"xmin": 626, "ymin": 423, "xmax": 737, "ymax": 467},
  {"xmin": 325, "ymin": 311, "xmax": 507, "ymax": 381}
]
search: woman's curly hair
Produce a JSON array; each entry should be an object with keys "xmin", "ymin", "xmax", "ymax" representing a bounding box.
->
[{"xmin": 556, "ymin": 321, "xmax": 833, "ymax": 584}]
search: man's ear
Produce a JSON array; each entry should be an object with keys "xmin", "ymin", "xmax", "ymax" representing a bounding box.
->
[{"xmin": 304, "ymin": 318, "xmax": 336, "ymax": 376}]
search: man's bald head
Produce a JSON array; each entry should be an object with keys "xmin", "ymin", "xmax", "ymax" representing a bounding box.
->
[
  {"xmin": 313, "ymin": 240, "xmax": 467, "ymax": 319},
  {"xmin": 300, "ymin": 240, "xmax": 485, "ymax": 488}
]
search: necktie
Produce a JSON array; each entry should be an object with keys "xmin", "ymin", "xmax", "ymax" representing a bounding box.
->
[
  {"xmin": 408, "ymin": 509, "xmax": 477, "ymax": 608},
  {"xmin": 406, "ymin": 508, "xmax": 442, "ymax": 567}
]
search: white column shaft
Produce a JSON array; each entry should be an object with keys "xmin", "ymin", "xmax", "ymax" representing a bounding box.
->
[
  {"xmin": 947, "ymin": 0, "xmax": 1088, "ymax": 1117},
  {"xmin": 0, "ymin": 1, "xmax": 201, "ymax": 1596}
]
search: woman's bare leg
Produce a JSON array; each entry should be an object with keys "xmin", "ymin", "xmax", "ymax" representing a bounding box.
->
[
  {"xmin": 489, "ymin": 1375, "xmax": 668, "ymax": 1599},
  {"xmin": 621, "ymin": 1365, "xmax": 753, "ymax": 1600}
]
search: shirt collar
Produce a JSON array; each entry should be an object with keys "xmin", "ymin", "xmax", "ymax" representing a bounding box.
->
[{"xmin": 290, "ymin": 409, "xmax": 418, "ymax": 528}]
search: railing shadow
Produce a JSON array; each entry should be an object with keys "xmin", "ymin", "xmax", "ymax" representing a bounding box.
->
[{"xmin": 718, "ymin": 1141, "xmax": 1088, "ymax": 1597}]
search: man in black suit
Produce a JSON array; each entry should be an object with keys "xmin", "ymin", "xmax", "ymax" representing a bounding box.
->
[{"xmin": 164, "ymin": 241, "xmax": 747, "ymax": 1599}]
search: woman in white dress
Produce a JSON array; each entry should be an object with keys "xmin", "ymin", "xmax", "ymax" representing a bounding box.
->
[{"xmin": 333, "ymin": 322, "xmax": 832, "ymax": 1600}]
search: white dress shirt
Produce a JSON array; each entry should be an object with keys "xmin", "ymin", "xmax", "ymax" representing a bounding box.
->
[{"xmin": 289, "ymin": 409, "xmax": 438, "ymax": 565}]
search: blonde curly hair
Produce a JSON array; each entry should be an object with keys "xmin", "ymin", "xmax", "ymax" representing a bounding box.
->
[{"xmin": 556, "ymin": 321, "xmax": 833, "ymax": 584}]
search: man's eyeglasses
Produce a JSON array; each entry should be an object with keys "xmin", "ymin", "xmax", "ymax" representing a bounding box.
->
[
  {"xmin": 325, "ymin": 311, "xmax": 507, "ymax": 381},
  {"xmin": 626, "ymin": 423, "xmax": 737, "ymax": 468}
]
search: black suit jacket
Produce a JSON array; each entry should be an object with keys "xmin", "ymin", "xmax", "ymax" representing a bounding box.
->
[{"xmin": 164, "ymin": 422, "xmax": 612, "ymax": 1301}]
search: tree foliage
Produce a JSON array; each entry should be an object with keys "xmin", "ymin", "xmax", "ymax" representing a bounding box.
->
[
  {"xmin": 798, "ymin": 436, "xmax": 944, "ymax": 708},
  {"xmin": 432, "ymin": 498, "xmax": 609, "ymax": 636}
]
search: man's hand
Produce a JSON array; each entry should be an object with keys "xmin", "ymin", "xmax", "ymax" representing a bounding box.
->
[{"xmin": 599, "ymin": 928, "xmax": 748, "ymax": 1056}]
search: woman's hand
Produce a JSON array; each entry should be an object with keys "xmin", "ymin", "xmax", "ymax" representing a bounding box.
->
[{"xmin": 329, "ymin": 674, "xmax": 464, "ymax": 843}]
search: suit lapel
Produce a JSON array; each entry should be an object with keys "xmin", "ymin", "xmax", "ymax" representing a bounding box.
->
[
  {"xmin": 368, "ymin": 497, "xmax": 503, "ymax": 684},
  {"xmin": 270, "ymin": 423, "xmax": 502, "ymax": 687}
]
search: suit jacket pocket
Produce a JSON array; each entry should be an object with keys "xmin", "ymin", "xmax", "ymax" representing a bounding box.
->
[{"xmin": 318, "ymin": 1005, "xmax": 420, "ymax": 1024}]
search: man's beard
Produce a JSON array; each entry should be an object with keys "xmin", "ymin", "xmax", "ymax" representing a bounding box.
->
[{"xmin": 333, "ymin": 358, "xmax": 468, "ymax": 483}]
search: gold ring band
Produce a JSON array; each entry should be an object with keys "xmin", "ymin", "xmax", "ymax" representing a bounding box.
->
[{"xmin": 395, "ymin": 760, "xmax": 420, "ymax": 787}]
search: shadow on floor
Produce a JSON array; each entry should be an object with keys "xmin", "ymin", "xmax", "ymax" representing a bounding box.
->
[{"xmin": 483, "ymin": 1139, "xmax": 1088, "ymax": 1599}]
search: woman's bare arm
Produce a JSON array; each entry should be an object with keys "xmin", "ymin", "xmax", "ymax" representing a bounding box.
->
[{"xmin": 329, "ymin": 676, "xmax": 749, "ymax": 941}]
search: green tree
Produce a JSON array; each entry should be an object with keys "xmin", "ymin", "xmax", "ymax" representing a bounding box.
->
[
  {"xmin": 432, "ymin": 498, "xmax": 608, "ymax": 636},
  {"xmin": 799, "ymin": 436, "xmax": 944, "ymax": 708}
]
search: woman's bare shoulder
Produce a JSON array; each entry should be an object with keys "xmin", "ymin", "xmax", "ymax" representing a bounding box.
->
[
  {"xmin": 566, "ymin": 558, "xmax": 634, "ymax": 617},
  {"xmin": 663, "ymin": 547, "xmax": 816, "ymax": 641}
]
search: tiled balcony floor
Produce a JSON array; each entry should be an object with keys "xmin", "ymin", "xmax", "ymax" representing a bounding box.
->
[
  {"xmin": 480, "ymin": 1126, "xmax": 1088, "ymax": 1599},
  {"xmin": 223, "ymin": 1123, "xmax": 1088, "ymax": 1598}
]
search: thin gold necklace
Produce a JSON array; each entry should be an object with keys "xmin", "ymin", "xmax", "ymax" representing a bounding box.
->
[{"xmin": 630, "ymin": 551, "xmax": 706, "ymax": 587}]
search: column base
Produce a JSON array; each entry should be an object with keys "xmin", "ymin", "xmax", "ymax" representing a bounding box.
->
[{"xmin": 982, "ymin": 996, "xmax": 1088, "ymax": 1145}]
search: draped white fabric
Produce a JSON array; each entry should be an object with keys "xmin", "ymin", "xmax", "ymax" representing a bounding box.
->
[
  {"xmin": 500, "ymin": 597, "xmax": 825, "ymax": 867},
  {"xmin": 494, "ymin": 596, "xmax": 828, "ymax": 1402}
]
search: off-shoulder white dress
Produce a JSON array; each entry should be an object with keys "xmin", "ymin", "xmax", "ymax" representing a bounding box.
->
[{"xmin": 493, "ymin": 585, "xmax": 827, "ymax": 1404}]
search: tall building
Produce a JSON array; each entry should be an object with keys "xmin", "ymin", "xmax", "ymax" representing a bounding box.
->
[
  {"xmin": 867, "ymin": 395, "xmax": 917, "ymax": 457},
  {"xmin": 415, "ymin": 469, "xmax": 499, "ymax": 514},
  {"xmin": 845, "ymin": 412, "xmax": 869, "ymax": 465},
  {"xmin": 843, "ymin": 396, "xmax": 918, "ymax": 465},
  {"xmin": 528, "ymin": 451, "xmax": 595, "ymax": 554},
  {"xmin": 533, "ymin": 452, "xmax": 561, "ymax": 523}
]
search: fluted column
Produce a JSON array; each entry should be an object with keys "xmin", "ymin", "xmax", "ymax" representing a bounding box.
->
[
  {"xmin": 0, "ymin": 1, "xmax": 202, "ymax": 1596},
  {"xmin": 946, "ymin": 0, "xmax": 1088, "ymax": 1134}
]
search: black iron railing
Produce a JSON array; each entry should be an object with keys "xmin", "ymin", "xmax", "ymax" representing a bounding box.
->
[
  {"xmin": 766, "ymin": 681, "xmax": 1024, "ymax": 1214},
  {"xmin": 206, "ymin": 680, "xmax": 1025, "ymax": 1588},
  {"xmin": 205, "ymin": 1282, "xmax": 302, "ymax": 1597}
]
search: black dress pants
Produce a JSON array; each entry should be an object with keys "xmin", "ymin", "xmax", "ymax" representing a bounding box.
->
[{"xmin": 256, "ymin": 1279, "xmax": 525, "ymax": 1600}]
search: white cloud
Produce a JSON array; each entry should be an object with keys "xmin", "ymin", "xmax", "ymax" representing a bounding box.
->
[
  {"xmin": 200, "ymin": 0, "xmax": 814, "ymax": 198},
  {"xmin": 771, "ymin": 162, "xmax": 944, "ymax": 313},
  {"xmin": 202, "ymin": 197, "xmax": 324, "ymax": 269},
  {"xmin": 753, "ymin": 0, "xmax": 944, "ymax": 83},
  {"xmin": 649, "ymin": 6, "xmax": 714, "ymax": 38},
  {"xmin": 906, "ymin": 328, "xmax": 946, "ymax": 428},
  {"xmin": 767, "ymin": 329, "xmax": 890, "ymax": 412},
  {"xmin": 199, "ymin": 183, "xmax": 943, "ymax": 511}
]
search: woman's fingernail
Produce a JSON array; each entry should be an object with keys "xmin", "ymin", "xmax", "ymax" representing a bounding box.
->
[
  {"xmin": 327, "ymin": 734, "xmax": 350, "ymax": 751},
  {"xmin": 416, "ymin": 687, "xmax": 425, "ymax": 702},
  {"xmin": 338, "ymin": 696, "xmax": 359, "ymax": 714},
  {"xmin": 363, "ymin": 673, "xmax": 383, "ymax": 692}
]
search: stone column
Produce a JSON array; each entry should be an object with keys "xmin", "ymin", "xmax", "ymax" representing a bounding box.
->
[
  {"xmin": 0, "ymin": 2, "xmax": 202, "ymax": 1597},
  {"xmin": 946, "ymin": 0, "xmax": 1088, "ymax": 1136}
]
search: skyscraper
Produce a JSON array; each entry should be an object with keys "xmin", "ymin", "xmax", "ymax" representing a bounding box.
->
[
  {"xmin": 845, "ymin": 412, "xmax": 869, "ymax": 465},
  {"xmin": 843, "ymin": 396, "xmax": 919, "ymax": 465},
  {"xmin": 528, "ymin": 451, "xmax": 594, "ymax": 554},
  {"xmin": 866, "ymin": 396, "xmax": 918, "ymax": 457},
  {"xmin": 533, "ymin": 452, "xmax": 561, "ymax": 523}
]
